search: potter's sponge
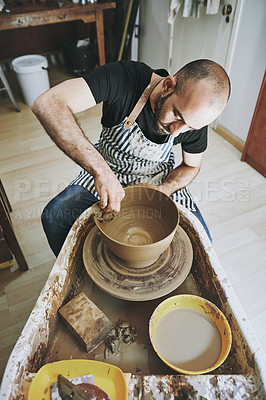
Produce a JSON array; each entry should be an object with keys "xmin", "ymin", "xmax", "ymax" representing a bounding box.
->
[{"xmin": 58, "ymin": 292, "xmax": 112, "ymax": 352}]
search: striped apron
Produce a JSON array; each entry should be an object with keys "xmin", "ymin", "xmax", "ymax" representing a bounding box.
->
[{"xmin": 70, "ymin": 79, "xmax": 196, "ymax": 212}]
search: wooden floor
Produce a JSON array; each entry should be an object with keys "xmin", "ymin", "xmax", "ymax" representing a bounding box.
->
[{"xmin": 0, "ymin": 65, "xmax": 266, "ymax": 382}]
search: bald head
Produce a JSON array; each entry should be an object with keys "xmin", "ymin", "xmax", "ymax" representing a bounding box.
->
[{"xmin": 173, "ymin": 59, "xmax": 230, "ymax": 111}]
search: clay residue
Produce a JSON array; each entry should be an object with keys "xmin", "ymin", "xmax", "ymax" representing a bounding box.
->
[
  {"xmin": 171, "ymin": 378, "xmax": 199, "ymax": 400},
  {"xmin": 27, "ymin": 342, "xmax": 48, "ymax": 373},
  {"xmin": 180, "ymin": 215, "xmax": 227, "ymax": 307},
  {"xmin": 104, "ymin": 320, "xmax": 137, "ymax": 358},
  {"xmin": 179, "ymin": 213, "xmax": 253, "ymax": 376}
]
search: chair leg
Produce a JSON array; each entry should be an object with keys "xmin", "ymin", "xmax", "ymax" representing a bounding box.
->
[
  {"xmin": 0, "ymin": 65, "xmax": 20, "ymax": 112},
  {"xmin": 0, "ymin": 198, "xmax": 28, "ymax": 271},
  {"xmin": 0, "ymin": 179, "xmax": 12, "ymax": 213}
]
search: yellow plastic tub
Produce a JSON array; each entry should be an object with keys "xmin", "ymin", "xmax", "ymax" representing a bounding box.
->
[{"xmin": 149, "ymin": 294, "xmax": 232, "ymax": 375}]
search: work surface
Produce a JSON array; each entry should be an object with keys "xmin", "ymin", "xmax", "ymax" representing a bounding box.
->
[
  {"xmin": 0, "ymin": 1, "xmax": 116, "ymax": 28},
  {"xmin": 0, "ymin": 1, "xmax": 116, "ymax": 65}
]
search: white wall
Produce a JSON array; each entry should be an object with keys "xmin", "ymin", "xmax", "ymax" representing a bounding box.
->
[
  {"xmin": 170, "ymin": 2, "xmax": 236, "ymax": 74},
  {"xmin": 219, "ymin": 0, "xmax": 266, "ymax": 142},
  {"xmin": 139, "ymin": 0, "xmax": 235, "ymax": 72},
  {"xmin": 138, "ymin": 0, "xmax": 170, "ymax": 70},
  {"xmin": 138, "ymin": 0, "xmax": 266, "ymax": 143}
]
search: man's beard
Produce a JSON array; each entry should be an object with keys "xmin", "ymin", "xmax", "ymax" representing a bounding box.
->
[{"xmin": 152, "ymin": 92, "xmax": 172, "ymax": 135}]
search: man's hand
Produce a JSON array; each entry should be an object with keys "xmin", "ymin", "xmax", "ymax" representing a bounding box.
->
[
  {"xmin": 158, "ymin": 151, "xmax": 203, "ymax": 196},
  {"xmin": 94, "ymin": 169, "xmax": 125, "ymax": 214},
  {"xmin": 134, "ymin": 152, "xmax": 203, "ymax": 197}
]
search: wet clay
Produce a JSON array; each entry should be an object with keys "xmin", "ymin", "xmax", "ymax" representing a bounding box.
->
[{"xmin": 154, "ymin": 308, "xmax": 222, "ymax": 371}]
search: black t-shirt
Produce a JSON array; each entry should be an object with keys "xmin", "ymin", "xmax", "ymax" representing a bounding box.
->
[{"xmin": 82, "ymin": 61, "xmax": 207, "ymax": 154}]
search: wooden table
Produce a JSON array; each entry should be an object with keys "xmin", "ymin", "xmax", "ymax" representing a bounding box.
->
[{"xmin": 0, "ymin": 1, "xmax": 116, "ymax": 66}]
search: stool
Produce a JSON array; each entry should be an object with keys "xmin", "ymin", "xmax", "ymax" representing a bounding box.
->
[
  {"xmin": 0, "ymin": 64, "xmax": 20, "ymax": 112},
  {"xmin": 0, "ymin": 180, "xmax": 28, "ymax": 271}
]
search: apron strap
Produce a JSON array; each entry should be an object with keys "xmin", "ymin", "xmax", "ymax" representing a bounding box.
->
[{"xmin": 124, "ymin": 77, "xmax": 164, "ymax": 129}]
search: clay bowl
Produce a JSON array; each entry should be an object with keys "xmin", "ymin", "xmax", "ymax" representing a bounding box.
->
[
  {"xmin": 94, "ymin": 186, "xmax": 179, "ymax": 267},
  {"xmin": 149, "ymin": 295, "xmax": 232, "ymax": 375}
]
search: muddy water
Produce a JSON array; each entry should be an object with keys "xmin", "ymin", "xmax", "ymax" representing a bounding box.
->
[
  {"xmin": 102, "ymin": 207, "xmax": 173, "ymax": 245},
  {"xmin": 154, "ymin": 308, "xmax": 222, "ymax": 371},
  {"xmin": 46, "ymin": 273, "xmax": 200, "ymax": 375}
]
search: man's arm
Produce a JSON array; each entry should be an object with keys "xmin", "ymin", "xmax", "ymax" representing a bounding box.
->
[
  {"xmin": 31, "ymin": 78, "xmax": 125, "ymax": 212},
  {"xmin": 157, "ymin": 151, "xmax": 203, "ymax": 196}
]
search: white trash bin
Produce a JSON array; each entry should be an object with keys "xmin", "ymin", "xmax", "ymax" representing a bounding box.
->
[{"xmin": 12, "ymin": 54, "xmax": 50, "ymax": 107}]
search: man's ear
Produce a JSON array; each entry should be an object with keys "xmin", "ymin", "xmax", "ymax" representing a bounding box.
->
[{"xmin": 162, "ymin": 76, "xmax": 177, "ymax": 96}]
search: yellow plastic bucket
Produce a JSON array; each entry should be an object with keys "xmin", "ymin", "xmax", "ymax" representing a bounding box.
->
[{"xmin": 149, "ymin": 294, "xmax": 232, "ymax": 375}]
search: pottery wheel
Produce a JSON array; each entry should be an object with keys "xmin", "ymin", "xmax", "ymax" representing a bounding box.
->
[{"xmin": 83, "ymin": 225, "xmax": 193, "ymax": 301}]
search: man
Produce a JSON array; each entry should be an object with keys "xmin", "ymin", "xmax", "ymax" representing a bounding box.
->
[{"xmin": 32, "ymin": 59, "xmax": 230, "ymax": 256}]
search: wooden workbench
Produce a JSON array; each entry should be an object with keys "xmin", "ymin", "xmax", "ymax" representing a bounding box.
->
[{"xmin": 0, "ymin": 1, "xmax": 116, "ymax": 66}]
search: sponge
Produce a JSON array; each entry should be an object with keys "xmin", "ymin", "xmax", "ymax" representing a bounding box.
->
[{"xmin": 59, "ymin": 292, "xmax": 112, "ymax": 352}]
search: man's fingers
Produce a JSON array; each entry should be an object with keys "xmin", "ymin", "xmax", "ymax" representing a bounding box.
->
[
  {"xmin": 107, "ymin": 199, "xmax": 120, "ymax": 213},
  {"xmin": 96, "ymin": 175, "xmax": 125, "ymax": 213},
  {"xmin": 99, "ymin": 194, "xmax": 121, "ymax": 213},
  {"xmin": 99, "ymin": 194, "xmax": 108, "ymax": 209},
  {"xmin": 100, "ymin": 189, "xmax": 125, "ymax": 213},
  {"xmin": 107, "ymin": 188, "xmax": 125, "ymax": 213}
]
